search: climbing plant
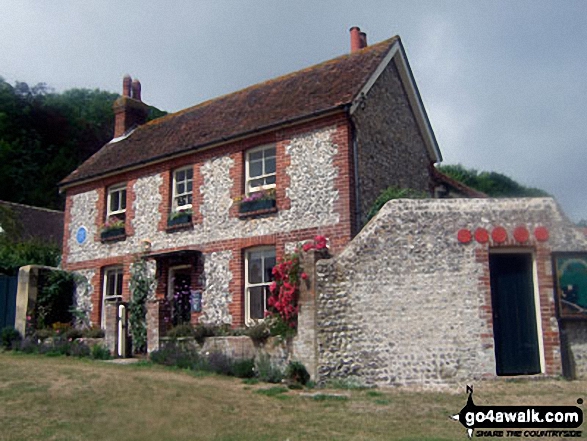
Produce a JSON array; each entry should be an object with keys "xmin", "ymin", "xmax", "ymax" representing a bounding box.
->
[{"xmin": 128, "ymin": 257, "xmax": 155, "ymax": 353}]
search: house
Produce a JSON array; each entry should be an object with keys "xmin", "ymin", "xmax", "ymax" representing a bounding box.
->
[
  {"xmin": 59, "ymin": 27, "xmax": 443, "ymax": 341},
  {"xmin": 0, "ymin": 200, "xmax": 63, "ymax": 246}
]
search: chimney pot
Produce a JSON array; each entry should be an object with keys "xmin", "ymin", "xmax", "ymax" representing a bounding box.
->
[
  {"xmin": 113, "ymin": 75, "xmax": 148, "ymax": 138},
  {"xmin": 122, "ymin": 75, "xmax": 132, "ymax": 97},
  {"xmin": 131, "ymin": 79, "xmax": 142, "ymax": 101},
  {"xmin": 350, "ymin": 26, "xmax": 362, "ymax": 53},
  {"xmin": 359, "ymin": 31, "xmax": 367, "ymax": 49}
]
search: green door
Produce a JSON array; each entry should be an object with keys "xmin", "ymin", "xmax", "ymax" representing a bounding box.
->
[{"xmin": 489, "ymin": 253, "xmax": 541, "ymax": 375}]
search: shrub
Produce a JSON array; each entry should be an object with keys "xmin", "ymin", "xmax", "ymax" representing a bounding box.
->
[
  {"xmin": 166, "ymin": 324, "xmax": 195, "ymax": 339},
  {"xmin": 36, "ymin": 270, "xmax": 75, "ymax": 329},
  {"xmin": 35, "ymin": 328, "xmax": 53, "ymax": 341},
  {"xmin": 69, "ymin": 340, "xmax": 91, "ymax": 358},
  {"xmin": 18, "ymin": 337, "xmax": 39, "ymax": 354},
  {"xmin": 65, "ymin": 327, "xmax": 83, "ymax": 340},
  {"xmin": 286, "ymin": 361, "xmax": 310, "ymax": 386},
  {"xmin": 366, "ymin": 186, "xmax": 428, "ymax": 221},
  {"xmin": 82, "ymin": 326, "xmax": 104, "ymax": 338},
  {"xmin": 231, "ymin": 358, "xmax": 255, "ymax": 379},
  {"xmin": 256, "ymin": 354, "xmax": 283, "ymax": 384},
  {"xmin": 90, "ymin": 344, "xmax": 111, "ymax": 360},
  {"xmin": 0, "ymin": 327, "xmax": 22, "ymax": 350},
  {"xmin": 150, "ymin": 342, "xmax": 201, "ymax": 370},
  {"xmin": 39, "ymin": 337, "xmax": 71, "ymax": 356},
  {"xmin": 193, "ymin": 324, "xmax": 214, "ymax": 343},
  {"xmin": 206, "ymin": 352, "xmax": 234, "ymax": 376},
  {"xmin": 244, "ymin": 321, "xmax": 270, "ymax": 343}
]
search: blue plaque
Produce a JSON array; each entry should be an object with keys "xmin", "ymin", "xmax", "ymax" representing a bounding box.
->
[{"xmin": 76, "ymin": 226, "xmax": 87, "ymax": 244}]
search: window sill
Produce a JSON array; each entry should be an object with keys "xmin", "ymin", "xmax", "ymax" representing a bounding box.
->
[
  {"xmin": 100, "ymin": 229, "xmax": 126, "ymax": 243},
  {"xmin": 238, "ymin": 206, "xmax": 278, "ymax": 219}
]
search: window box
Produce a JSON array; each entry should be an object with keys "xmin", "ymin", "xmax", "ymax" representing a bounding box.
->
[
  {"xmin": 239, "ymin": 198, "xmax": 276, "ymax": 214},
  {"xmin": 167, "ymin": 213, "xmax": 193, "ymax": 227},
  {"xmin": 100, "ymin": 227, "xmax": 126, "ymax": 242},
  {"xmin": 166, "ymin": 210, "xmax": 193, "ymax": 232}
]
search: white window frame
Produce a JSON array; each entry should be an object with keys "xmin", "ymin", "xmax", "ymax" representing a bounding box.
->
[
  {"xmin": 244, "ymin": 246, "xmax": 276, "ymax": 325},
  {"xmin": 101, "ymin": 266, "xmax": 123, "ymax": 328},
  {"xmin": 106, "ymin": 184, "xmax": 127, "ymax": 219},
  {"xmin": 245, "ymin": 145, "xmax": 276, "ymax": 195},
  {"xmin": 172, "ymin": 166, "xmax": 194, "ymax": 211}
]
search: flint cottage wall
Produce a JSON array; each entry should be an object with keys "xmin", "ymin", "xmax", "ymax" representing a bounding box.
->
[
  {"xmin": 313, "ymin": 198, "xmax": 587, "ymax": 386},
  {"xmin": 62, "ymin": 115, "xmax": 356, "ymax": 328}
]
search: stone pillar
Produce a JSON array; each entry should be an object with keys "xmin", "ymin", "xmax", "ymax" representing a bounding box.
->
[
  {"xmin": 103, "ymin": 301, "xmax": 119, "ymax": 355},
  {"xmin": 15, "ymin": 266, "xmax": 36, "ymax": 336},
  {"xmin": 147, "ymin": 299, "xmax": 169, "ymax": 353},
  {"xmin": 293, "ymin": 249, "xmax": 329, "ymax": 380}
]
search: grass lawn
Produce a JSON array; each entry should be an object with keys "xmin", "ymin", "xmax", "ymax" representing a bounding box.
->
[{"xmin": 0, "ymin": 352, "xmax": 584, "ymax": 440}]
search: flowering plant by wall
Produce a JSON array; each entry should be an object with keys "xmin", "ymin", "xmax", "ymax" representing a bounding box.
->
[
  {"xmin": 265, "ymin": 235, "xmax": 327, "ymax": 335},
  {"xmin": 169, "ymin": 207, "xmax": 193, "ymax": 220},
  {"xmin": 234, "ymin": 188, "xmax": 276, "ymax": 203},
  {"xmin": 101, "ymin": 215, "xmax": 125, "ymax": 232}
]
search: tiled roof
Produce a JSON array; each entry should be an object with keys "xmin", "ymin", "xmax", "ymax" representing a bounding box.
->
[
  {"xmin": 61, "ymin": 37, "xmax": 398, "ymax": 186},
  {"xmin": 0, "ymin": 201, "xmax": 64, "ymax": 246},
  {"xmin": 431, "ymin": 167, "xmax": 488, "ymax": 198}
]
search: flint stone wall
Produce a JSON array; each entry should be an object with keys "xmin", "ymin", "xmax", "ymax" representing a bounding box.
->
[
  {"xmin": 352, "ymin": 61, "xmax": 433, "ymax": 227},
  {"xmin": 315, "ymin": 198, "xmax": 587, "ymax": 386}
]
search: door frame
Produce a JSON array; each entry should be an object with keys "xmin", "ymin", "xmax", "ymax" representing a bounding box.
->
[{"xmin": 488, "ymin": 248, "xmax": 546, "ymax": 374}]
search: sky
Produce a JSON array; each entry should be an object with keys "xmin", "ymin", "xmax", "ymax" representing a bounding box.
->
[{"xmin": 1, "ymin": 0, "xmax": 585, "ymax": 221}]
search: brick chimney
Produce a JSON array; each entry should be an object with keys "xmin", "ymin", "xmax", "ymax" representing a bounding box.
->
[
  {"xmin": 113, "ymin": 75, "xmax": 149, "ymax": 138},
  {"xmin": 350, "ymin": 26, "xmax": 368, "ymax": 52}
]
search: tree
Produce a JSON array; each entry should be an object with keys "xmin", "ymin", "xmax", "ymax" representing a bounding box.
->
[
  {"xmin": 438, "ymin": 164, "xmax": 549, "ymax": 198},
  {"xmin": 0, "ymin": 78, "xmax": 167, "ymax": 210}
]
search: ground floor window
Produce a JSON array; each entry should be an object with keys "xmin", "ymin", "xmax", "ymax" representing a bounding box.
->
[
  {"xmin": 101, "ymin": 266, "xmax": 123, "ymax": 328},
  {"xmin": 245, "ymin": 247, "xmax": 276, "ymax": 324}
]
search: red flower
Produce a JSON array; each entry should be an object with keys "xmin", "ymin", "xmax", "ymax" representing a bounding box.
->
[
  {"xmin": 269, "ymin": 281, "xmax": 277, "ymax": 293},
  {"xmin": 302, "ymin": 242, "xmax": 314, "ymax": 252},
  {"xmin": 301, "ymin": 272, "xmax": 308, "ymax": 280},
  {"xmin": 314, "ymin": 235, "xmax": 327, "ymax": 250},
  {"xmin": 268, "ymin": 296, "xmax": 276, "ymax": 307}
]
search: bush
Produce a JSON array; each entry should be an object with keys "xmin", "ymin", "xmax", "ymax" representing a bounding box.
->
[
  {"xmin": 90, "ymin": 344, "xmax": 111, "ymax": 360},
  {"xmin": 167, "ymin": 324, "xmax": 195, "ymax": 339},
  {"xmin": 38, "ymin": 337, "xmax": 71, "ymax": 356},
  {"xmin": 69, "ymin": 341, "xmax": 91, "ymax": 358},
  {"xmin": 366, "ymin": 186, "xmax": 428, "ymax": 222},
  {"xmin": 35, "ymin": 328, "xmax": 53, "ymax": 341},
  {"xmin": 151, "ymin": 342, "xmax": 202, "ymax": 370},
  {"xmin": 18, "ymin": 337, "xmax": 39, "ymax": 354},
  {"xmin": 65, "ymin": 327, "xmax": 83, "ymax": 340},
  {"xmin": 244, "ymin": 321, "xmax": 270, "ymax": 343},
  {"xmin": 232, "ymin": 358, "xmax": 256, "ymax": 378},
  {"xmin": 256, "ymin": 354, "xmax": 283, "ymax": 383},
  {"xmin": 0, "ymin": 327, "xmax": 22, "ymax": 350},
  {"xmin": 286, "ymin": 361, "xmax": 310, "ymax": 386},
  {"xmin": 82, "ymin": 326, "xmax": 105, "ymax": 338},
  {"xmin": 36, "ymin": 270, "xmax": 75, "ymax": 329}
]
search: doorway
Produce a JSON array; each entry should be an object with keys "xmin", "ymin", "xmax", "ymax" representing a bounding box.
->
[
  {"xmin": 489, "ymin": 252, "xmax": 542, "ymax": 375},
  {"xmin": 168, "ymin": 266, "xmax": 192, "ymax": 326}
]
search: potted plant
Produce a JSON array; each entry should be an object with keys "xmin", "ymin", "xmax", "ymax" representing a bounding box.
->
[
  {"xmin": 237, "ymin": 189, "xmax": 276, "ymax": 214},
  {"xmin": 167, "ymin": 208, "xmax": 193, "ymax": 227},
  {"xmin": 100, "ymin": 216, "xmax": 125, "ymax": 240}
]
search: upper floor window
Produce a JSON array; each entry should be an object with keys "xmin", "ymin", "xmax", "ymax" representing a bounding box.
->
[
  {"xmin": 101, "ymin": 266, "xmax": 123, "ymax": 327},
  {"xmin": 173, "ymin": 167, "xmax": 193, "ymax": 211},
  {"xmin": 245, "ymin": 145, "xmax": 276, "ymax": 195},
  {"xmin": 244, "ymin": 247, "xmax": 276, "ymax": 324},
  {"xmin": 107, "ymin": 184, "xmax": 127, "ymax": 219}
]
